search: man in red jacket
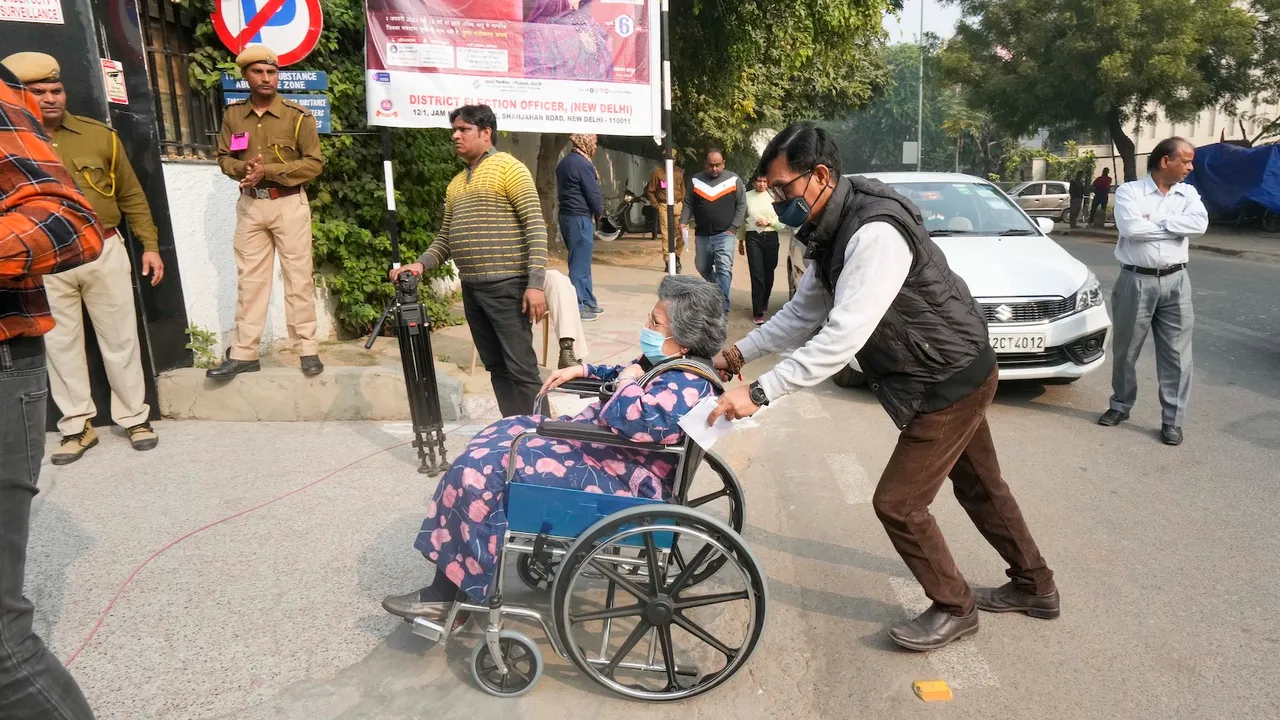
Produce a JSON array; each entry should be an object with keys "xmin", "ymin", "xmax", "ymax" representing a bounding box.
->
[
  {"xmin": 0, "ymin": 62, "xmax": 103, "ymax": 719},
  {"xmin": 1089, "ymin": 167, "xmax": 1113, "ymax": 226}
]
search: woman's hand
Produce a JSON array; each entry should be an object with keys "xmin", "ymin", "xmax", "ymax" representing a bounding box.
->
[{"xmin": 540, "ymin": 364, "xmax": 586, "ymax": 393}]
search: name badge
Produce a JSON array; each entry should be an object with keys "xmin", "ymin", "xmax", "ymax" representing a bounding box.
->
[
  {"xmin": 660, "ymin": 180, "xmax": 668, "ymax": 189},
  {"xmin": 230, "ymin": 132, "xmax": 249, "ymax": 152}
]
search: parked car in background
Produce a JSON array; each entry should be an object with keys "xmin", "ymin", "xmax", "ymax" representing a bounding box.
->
[
  {"xmin": 787, "ymin": 172, "xmax": 1112, "ymax": 385},
  {"xmin": 1009, "ymin": 180, "xmax": 1072, "ymax": 222}
]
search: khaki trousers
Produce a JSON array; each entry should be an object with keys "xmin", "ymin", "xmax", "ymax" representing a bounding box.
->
[
  {"xmin": 656, "ymin": 201, "xmax": 684, "ymax": 256},
  {"xmin": 544, "ymin": 269, "xmax": 588, "ymax": 356},
  {"xmin": 43, "ymin": 232, "xmax": 150, "ymax": 436},
  {"xmin": 230, "ymin": 192, "xmax": 318, "ymax": 361}
]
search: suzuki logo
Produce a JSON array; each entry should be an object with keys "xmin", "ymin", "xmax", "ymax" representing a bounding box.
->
[{"xmin": 993, "ymin": 304, "xmax": 1014, "ymax": 323}]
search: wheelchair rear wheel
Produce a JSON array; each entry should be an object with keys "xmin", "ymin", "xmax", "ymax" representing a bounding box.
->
[{"xmin": 552, "ymin": 505, "xmax": 767, "ymax": 702}]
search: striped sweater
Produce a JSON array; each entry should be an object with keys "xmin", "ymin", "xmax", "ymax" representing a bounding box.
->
[{"xmin": 418, "ymin": 149, "xmax": 547, "ymax": 289}]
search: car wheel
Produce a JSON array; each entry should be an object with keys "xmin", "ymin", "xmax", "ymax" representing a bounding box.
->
[
  {"xmin": 832, "ymin": 365, "xmax": 865, "ymax": 388},
  {"xmin": 787, "ymin": 258, "xmax": 796, "ymax": 299},
  {"xmin": 1060, "ymin": 208, "xmax": 1071, "ymax": 223}
]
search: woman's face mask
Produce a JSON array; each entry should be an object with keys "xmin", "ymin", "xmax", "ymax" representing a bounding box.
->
[{"xmin": 640, "ymin": 327, "xmax": 671, "ymax": 363}]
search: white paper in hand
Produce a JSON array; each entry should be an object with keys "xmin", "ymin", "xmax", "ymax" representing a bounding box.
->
[{"xmin": 678, "ymin": 396, "xmax": 736, "ymax": 450}]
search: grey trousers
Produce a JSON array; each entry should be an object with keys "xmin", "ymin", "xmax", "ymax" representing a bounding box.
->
[
  {"xmin": 1108, "ymin": 268, "xmax": 1194, "ymax": 426},
  {"xmin": 1, "ymin": 338, "xmax": 97, "ymax": 719}
]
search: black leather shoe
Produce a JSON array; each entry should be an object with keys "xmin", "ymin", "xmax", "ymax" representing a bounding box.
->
[
  {"xmin": 206, "ymin": 358, "xmax": 260, "ymax": 379},
  {"xmin": 1161, "ymin": 425, "xmax": 1183, "ymax": 446},
  {"xmin": 973, "ymin": 582, "xmax": 1060, "ymax": 619},
  {"xmin": 1098, "ymin": 409, "xmax": 1129, "ymax": 426},
  {"xmin": 300, "ymin": 355, "xmax": 324, "ymax": 377},
  {"xmin": 888, "ymin": 604, "xmax": 979, "ymax": 651}
]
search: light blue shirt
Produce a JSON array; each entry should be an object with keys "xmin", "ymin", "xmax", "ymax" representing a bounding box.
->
[{"xmin": 1112, "ymin": 175, "xmax": 1209, "ymax": 267}]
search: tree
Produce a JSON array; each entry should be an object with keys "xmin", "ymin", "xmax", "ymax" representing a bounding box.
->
[
  {"xmin": 668, "ymin": 0, "xmax": 895, "ymax": 155},
  {"xmin": 941, "ymin": 0, "xmax": 1256, "ymax": 182},
  {"xmin": 825, "ymin": 39, "xmax": 1006, "ymax": 175}
]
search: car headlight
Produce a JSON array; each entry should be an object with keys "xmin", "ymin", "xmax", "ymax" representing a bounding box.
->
[{"xmin": 1075, "ymin": 271, "xmax": 1103, "ymax": 311}]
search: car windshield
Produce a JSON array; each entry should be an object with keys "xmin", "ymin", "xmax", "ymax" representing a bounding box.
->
[{"xmin": 884, "ymin": 181, "xmax": 1040, "ymax": 236}]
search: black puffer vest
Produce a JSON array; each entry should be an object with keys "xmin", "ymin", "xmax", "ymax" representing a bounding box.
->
[{"xmin": 801, "ymin": 176, "xmax": 995, "ymax": 428}]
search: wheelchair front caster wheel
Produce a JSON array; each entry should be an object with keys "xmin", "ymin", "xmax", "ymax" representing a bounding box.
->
[
  {"xmin": 515, "ymin": 554, "xmax": 555, "ymax": 591},
  {"xmin": 470, "ymin": 630, "xmax": 543, "ymax": 697}
]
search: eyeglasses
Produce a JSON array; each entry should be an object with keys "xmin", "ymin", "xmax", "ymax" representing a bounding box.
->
[
  {"xmin": 768, "ymin": 170, "xmax": 813, "ymax": 203},
  {"xmin": 646, "ymin": 311, "xmax": 669, "ymax": 329}
]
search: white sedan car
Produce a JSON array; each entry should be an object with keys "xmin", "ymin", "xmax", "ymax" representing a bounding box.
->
[{"xmin": 786, "ymin": 172, "xmax": 1111, "ymax": 383}]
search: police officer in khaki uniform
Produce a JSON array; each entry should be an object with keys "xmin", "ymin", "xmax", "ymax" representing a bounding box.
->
[
  {"xmin": 2, "ymin": 52, "xmax": 161, "ymax": 464},
  {"xmin": 207, "ymin": 45, "xmax": 325, "ymax": 379}
]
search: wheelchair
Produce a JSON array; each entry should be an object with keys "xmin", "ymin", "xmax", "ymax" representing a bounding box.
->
[{"xmin": 407, "ymin": 358, "xmax": 768, "ymax": 701}]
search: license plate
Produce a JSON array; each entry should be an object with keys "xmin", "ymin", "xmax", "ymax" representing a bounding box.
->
[{"xmin": 990, "ymin": 334, "xmax": 1046, "ymax": 353}]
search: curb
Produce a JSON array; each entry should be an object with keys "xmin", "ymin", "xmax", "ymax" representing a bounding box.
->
[{"xmin": 1059, "ymin": 229, "xmax": 1280, "ymax": 264}]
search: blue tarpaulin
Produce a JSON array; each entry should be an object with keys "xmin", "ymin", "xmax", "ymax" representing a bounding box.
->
[{"xmin": 1186, "ymin": 143, "xmax": 1280, "ymax": 216}]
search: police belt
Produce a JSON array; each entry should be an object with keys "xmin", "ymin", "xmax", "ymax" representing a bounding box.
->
[{"xmin": 241, "ymin": 185, "xmax": 302, "ymax": 200}]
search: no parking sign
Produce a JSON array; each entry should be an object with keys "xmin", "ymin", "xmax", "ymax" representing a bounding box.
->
[{"xmin": 212, "ymin": 0, "xmax": 323, "ymax": 67}]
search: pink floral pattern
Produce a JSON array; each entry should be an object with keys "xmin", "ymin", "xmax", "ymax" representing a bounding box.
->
[{"xmin": 414, "ymin": 359, "xmax": 715, "ymax": 602}]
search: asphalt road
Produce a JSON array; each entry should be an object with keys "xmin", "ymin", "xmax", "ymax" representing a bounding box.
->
[{"xmin": 28, "ymin": 242, "xmax": 1280, "ymax": 719}]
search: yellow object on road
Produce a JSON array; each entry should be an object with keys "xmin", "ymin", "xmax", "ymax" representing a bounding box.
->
[{"xmin": 913, "ymin": 680, "xmax": 953, "ymax": 702}]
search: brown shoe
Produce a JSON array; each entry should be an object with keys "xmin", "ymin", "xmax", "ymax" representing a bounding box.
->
[
  {"xmin": 888, "ymin": 603, "xmax": 979, "ymax": 651},
  {"xmin": 51, "ymin": 423, "xmax": 98, "ymax": 466},
  {"xmin": 126, "ymin": 422, "xmax": 159, "ymax": 451},
  {"xmin": 381, "ymin": 589, "xmax": 453, "ymax": 621},
  {"xmin": 973, "ymin": 582, "xmax": 1060, "ymax": 619}
]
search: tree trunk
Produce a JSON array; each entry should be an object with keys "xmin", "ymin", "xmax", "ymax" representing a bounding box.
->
[
  {"xmin": 1108, "ymin": 107, "xmax": 1137, "ymax": 182},
  {"xmin": 535, "ymin": 133, "xmax": 568, "ymax": 245}
]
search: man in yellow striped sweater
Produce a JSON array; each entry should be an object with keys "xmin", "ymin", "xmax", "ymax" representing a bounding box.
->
[{"xmin": 392, "ymin": 105, "xmax": 548, "ymax": 416}]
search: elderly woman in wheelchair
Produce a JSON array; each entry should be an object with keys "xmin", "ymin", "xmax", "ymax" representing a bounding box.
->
[{"xmin": 381, "ymin": 276, "xmax": 768, "ymax": 700}]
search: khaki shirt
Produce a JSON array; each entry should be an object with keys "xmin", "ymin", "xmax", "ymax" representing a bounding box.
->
[
  {"xmin": 50, "ymin": 113, "xmax": 158, "ymax": 252},
  {"xmin": 216, "ymin": 94, "xmax": 323, "ymax": 188},
  {"xmin": 645, "ymin": 164, "xmax": 686, "ymax": 206}
]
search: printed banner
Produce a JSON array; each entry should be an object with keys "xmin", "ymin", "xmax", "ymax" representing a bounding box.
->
[
  {"xmin": 0, "ymin": 0, "xmax": 64, "ymax": 24},
  {"xmin": 365, "ymin": 0, "xmax": 661, "ymax": 136}
]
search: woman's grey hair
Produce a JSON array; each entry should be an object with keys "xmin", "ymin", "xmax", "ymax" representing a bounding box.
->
[{"xmin": 657, "ymin": 275, "xmax": 727, "ymax": 358}]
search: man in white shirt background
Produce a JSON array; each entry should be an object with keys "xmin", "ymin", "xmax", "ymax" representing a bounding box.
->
[
  {"xmin": 709, "ymin": 122, "xmax": 1057, "ymax": 652},
  {"xmin": 1097, "ymin": 137, "xmax": 1207, "ymax": 446}
]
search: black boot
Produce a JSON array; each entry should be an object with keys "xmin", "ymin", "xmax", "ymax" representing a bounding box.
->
[
  {"xmin": 206, "ymin": 357, "xmax": 260, "ymax": 379},
  {"xmin": 557, "ymin": 338, "xmax": 580, "ymax": 368}
]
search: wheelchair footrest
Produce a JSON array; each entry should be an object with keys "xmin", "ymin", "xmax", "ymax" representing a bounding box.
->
[{"xmin": 411, "ymin": 616, "xmax": 444, "ymax": 643}]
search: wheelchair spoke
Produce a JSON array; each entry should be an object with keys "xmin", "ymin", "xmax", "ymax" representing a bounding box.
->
[
  {"xmin": 673, "ymin": 612, "xmax": 737, "ymax": 659},
  {"xmin": 686, "ymin": 488, "xmax": 729, "ymax": 507},
  {"xmin": 570, "ymin": 603, "xmax": 644, "ymax": 624},
  {"xmin": 657, "ymin": 624, "xmax": 680, "ymax": 691},
  {"xmin": 673, "ymin": 590, "xmax": 749, "ymax": 611},
  {"xmin": 587, "ymin": 558, "xmax": 650, "ymax": 602},
  {"xmin": 667, "ymin": 544, "xmax": 715, "ymax": 596},
  {"xmin": 642, "ymin": 532, "xmax": 663, "ymax": 593},
  {"xmin": 603, "ymin": 620, "xmax": 651, "ymax": 678}
]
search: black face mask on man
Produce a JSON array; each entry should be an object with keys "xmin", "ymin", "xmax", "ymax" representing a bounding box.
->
[{"xmin": 772, "ymin": 169, "xmax": 831, "ymax": 228}]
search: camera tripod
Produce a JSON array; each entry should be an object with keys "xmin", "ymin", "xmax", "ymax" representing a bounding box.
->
[{"xmin": 366, "ymin": 272, "xmax": 450, "ymax": 476}]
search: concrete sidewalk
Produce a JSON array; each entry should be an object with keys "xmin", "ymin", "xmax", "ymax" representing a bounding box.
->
[{"xmin": 1059, "ymin": 225, "xmax": 1280, "ymax": 263}]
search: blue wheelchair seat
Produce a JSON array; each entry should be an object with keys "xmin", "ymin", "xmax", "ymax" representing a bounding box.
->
[{"xmin": 506, "ymin": 483, "xmax": 675, "ymax": 549}]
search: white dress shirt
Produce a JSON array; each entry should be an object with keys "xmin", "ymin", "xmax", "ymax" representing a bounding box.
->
[
  {"xmin": 737, "ymin": 221, "xmax": 912, "ymax": 401},
  {"xmin": 1112, "ymin": 176, "xmax": 1208, "ymax": 267}
]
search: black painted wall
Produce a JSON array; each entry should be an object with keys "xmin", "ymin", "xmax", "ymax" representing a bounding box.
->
[{"xmin": 1, "ymin": 0, "xmax": 193, "ymax": 432}]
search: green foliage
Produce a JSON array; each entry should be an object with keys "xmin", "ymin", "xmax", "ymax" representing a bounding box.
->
[
  {"xmin": 177, "ymin": 0, "xmax": 460, "ymax": 334},
  {"xmin": 941, "ymin": 0, "xmax": 1257, "ymax": 181},
  {"xmin": 185, "ymin": 324, "xmax": 218, "ymax": 369},
  {"xmin": 991, "ymin": 142, "xmax": 1096, "ymax": 183},
  {"xmin": 826, "ymin": 39, "xmax": 1012, "ymax": 176},
  {"xmin": 670, "ymin": 0, "xmax": 894, "ymax": 154}
]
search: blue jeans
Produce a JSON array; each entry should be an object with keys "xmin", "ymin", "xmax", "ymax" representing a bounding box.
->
[
  {"xmin": 695, "ymin": 231, "xmax": 735, "ymax": 312},
  {"xmin": 559, "ymin": 215, "xmax": 598, "ymax": 311},
  {"xmin": 0, "ymin": 337, "xmax": 96, "ymax": 719}
]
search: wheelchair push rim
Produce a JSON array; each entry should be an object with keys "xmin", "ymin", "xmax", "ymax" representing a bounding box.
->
[
  {"xmin": 670, "ymin": 449, "xmax": 745, "ymax": 587},
  {"xmin": 551, "ymin": 505, "xmax": 768, "ymax": 702}
]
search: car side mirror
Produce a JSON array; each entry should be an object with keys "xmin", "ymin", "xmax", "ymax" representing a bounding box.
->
[{"xmin": 1034, "ymin": 216, "xmax": 1055, "ymax": 234}]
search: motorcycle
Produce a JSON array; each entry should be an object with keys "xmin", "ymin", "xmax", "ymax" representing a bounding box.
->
[{"xmin": 595, "ymin": 189, "xmax": 657, "ymax": 242}]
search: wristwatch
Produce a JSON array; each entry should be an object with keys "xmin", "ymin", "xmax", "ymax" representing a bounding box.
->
[{"xmin": 748, "ymin": 380, "xmax": 770, "ymax": 407}]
